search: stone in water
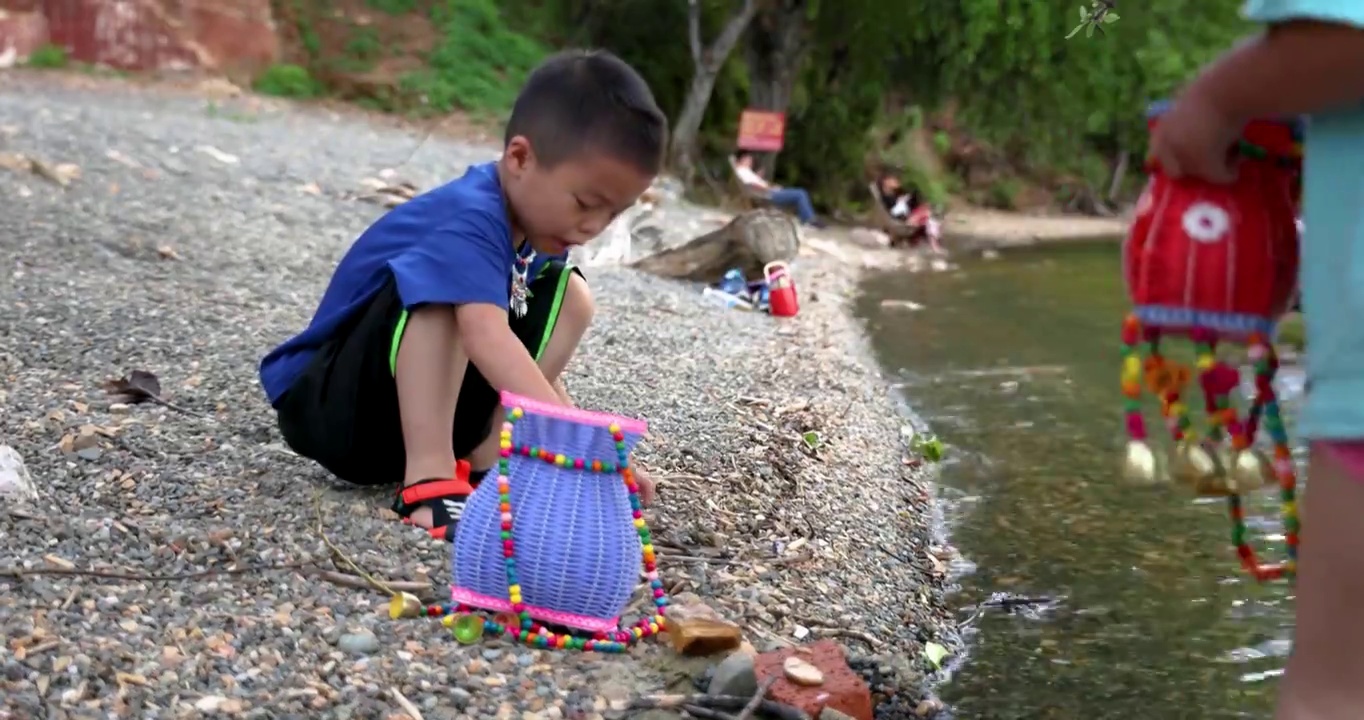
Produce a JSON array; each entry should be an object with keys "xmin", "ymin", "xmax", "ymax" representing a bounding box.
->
[{"xmin": 783, "ymin": 656, "xmax": 825, "ymax": 686}]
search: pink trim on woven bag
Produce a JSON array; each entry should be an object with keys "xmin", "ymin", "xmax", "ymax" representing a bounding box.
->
[
  {"xmin": 500, "ymin": 391, "xmax": 648, "ymax": 434},
  {"xmin": 449, "ymin": 586, "xmax": 620, "ymax": 634}
]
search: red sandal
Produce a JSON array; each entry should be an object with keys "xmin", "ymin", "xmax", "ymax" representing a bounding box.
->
[{"xmin": 392, "ymin": 460, "xmax": 480, "ymax": 542}]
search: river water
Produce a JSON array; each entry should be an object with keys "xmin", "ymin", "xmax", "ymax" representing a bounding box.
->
[{"xmin": 856, "ymin": 241, "xmax": 1306, "ymax": 719}]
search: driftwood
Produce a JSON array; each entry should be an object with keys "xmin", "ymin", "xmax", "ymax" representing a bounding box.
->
[{"xmin": 629, "ymin": 209, "xmax": 800, "ymax": 284}]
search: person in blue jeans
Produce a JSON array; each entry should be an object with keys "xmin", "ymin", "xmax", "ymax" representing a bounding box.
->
[{"xmin": 731, "ymin": 151, "xmax": 825, "ymax": 228}]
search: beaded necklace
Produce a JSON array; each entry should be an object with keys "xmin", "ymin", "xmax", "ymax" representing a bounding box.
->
[
  {"xmin": 420, "ymin": 405, "xmax": 670, "ymax": 653},
  {"xmin": 510, "ymin": 245, "xmax": 535, "ymax": 318}
]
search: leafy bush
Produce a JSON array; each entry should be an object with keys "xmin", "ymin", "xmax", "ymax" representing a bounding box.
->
[
  {"xmin": 26, "ymin": 44, "xmax": 68, "ymax": 69},
  {"xmin": 253, "ymin": 64, "xmax": 323, "ymax": 98},
  {"xmin": 399, "ymin": 0, "xmax": 547, "ymax": 114}
]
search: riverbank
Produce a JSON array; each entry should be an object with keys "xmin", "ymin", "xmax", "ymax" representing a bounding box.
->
[{"xmin": 0, "ymin": 73, "xmax": 954, "ymax": 717}]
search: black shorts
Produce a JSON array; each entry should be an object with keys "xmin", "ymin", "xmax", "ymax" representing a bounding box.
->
[{"xmin": 273, "ymin": 260, "xmax": 583, "ymax": 486}]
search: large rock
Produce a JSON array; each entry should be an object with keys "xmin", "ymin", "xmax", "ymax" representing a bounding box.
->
[{"xmin": 0, "ymin": 0, "xmax": 278, "ymax": 74}]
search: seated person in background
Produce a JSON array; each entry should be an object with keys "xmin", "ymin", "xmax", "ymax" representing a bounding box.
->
[
  {"xmin": 732, "ymin": 150, "xmax": 825, "ymax": 228},
  {"xmin": 877, "ymin": 173, "xmax": 944, "ymax": 253}
]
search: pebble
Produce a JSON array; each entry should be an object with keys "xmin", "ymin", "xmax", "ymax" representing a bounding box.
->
[
  {"xmin": 783, "ymin": 656, "xmax": 825, "ymax": 686},
  {"xmin": 337, "ymin": 631, "xmax": 380, "ymax": 655}
]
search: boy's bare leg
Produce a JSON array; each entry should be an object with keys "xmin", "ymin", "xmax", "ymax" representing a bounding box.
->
[
  {"xmin": 394, "ymin": 305, "xmax": 469, "ymax": 529},
  {"xmin": 468, "ymin": 273, "xmax": 594, "ymax": 471},
  {"xmin": 1275, "ymin": 443, "xmax": 1364, "ymax": 720}
]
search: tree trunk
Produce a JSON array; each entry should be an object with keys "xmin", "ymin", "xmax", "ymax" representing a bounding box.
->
[
  {"xmin": 629, "ymin": 209, "xmax": 800, "ymax": 284},
  {"xmin": 744, "ymin": 0, "xmax": 809, "ymax": 178},
  {"xmin": 669, "ymin": 0, "xmax": 761, "ymax": 182}
]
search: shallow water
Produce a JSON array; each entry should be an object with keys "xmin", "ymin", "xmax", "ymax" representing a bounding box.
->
[{"xmin": 856, "ymin": 241, "xmax": 1304, "ymax": 719}]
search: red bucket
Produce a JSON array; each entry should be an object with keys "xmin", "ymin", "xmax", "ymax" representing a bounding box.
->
[{"xmin": 765, "ymin": 261, "xmax": 799, "ymax": 317}]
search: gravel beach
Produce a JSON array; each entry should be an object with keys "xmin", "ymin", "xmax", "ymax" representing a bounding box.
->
[{"xmin": 0, "ymin": 74, "xmax": 954, "ymax": 719}]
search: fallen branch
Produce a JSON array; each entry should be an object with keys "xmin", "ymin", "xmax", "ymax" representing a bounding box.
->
[
  {"xmin": 315, "ymin": 571, "xmax": 433, "ymax": 598},
  {"xmin": 627, "ymin": 692, "xmax": 810, "ymax": 720},
  {"xmin": 0, "ymin": 560, "xmax": 310, "ymax": 583},
  {"xmin": 679, "ymin": 705, "xmax": 733, "ymax": 720},
  {"xmin": 0, "ymin": 561, "xmax": 431, "ymax": 599},
  {"xmin": 659, "ymin": 550, "xmax": 814, "ymax": 567},
  {"xmin": 314, "ymin": 490, "xmax": 402, "ymax": 597}
]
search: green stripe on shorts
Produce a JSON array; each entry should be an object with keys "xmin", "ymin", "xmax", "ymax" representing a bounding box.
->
[{"xmin": 387, "ymin": 262, "xmax": 577, "ymax": 377}]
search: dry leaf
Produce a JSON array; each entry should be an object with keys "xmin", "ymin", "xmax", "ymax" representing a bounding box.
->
[{"xmin": 101, "ymin": 370, "xmax": 162, "ymax": 405}]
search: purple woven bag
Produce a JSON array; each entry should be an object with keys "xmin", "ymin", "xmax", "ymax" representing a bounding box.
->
[{"xmin": 450, "ymin": 392, "xmax": 647, "ymax": 633}]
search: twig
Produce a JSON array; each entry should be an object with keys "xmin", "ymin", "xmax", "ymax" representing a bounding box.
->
[
  {"xmin": 316, "ymin": 571, "xmax": 432, "ymax": 598},
  {"xmin": 736, "ymin": 677, "xmax": 777, "ymax": 720},
  {"xmin": 389, "ymin": 687, "xmax": 425, "ymax": 720},
  {"xmin": 22, "ymin": 640, "xmax": 60, "ymax": 657},
  {"xmin": 659, "ymin": 550, "xmax": 814, "ymax": 567},
  {"xmin": 681, "ymin": 705, "xmax": 734, "ymax": 720},
  {"xmin": 144, "ymin": 393, "xmax": 214, "ymax": 420},
  {"xmin": 313, "ymin": 490, "xmax": 399, "ymax": 597},
  {"xmin": 0, "ymin": 561, "xmax": 310, "ymax": 583}
]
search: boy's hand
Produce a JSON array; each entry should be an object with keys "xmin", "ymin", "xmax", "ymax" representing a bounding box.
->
[
  {"xmin": 1149, "ymin": 87, "xmax": 1244, "ymax": 184},
  {"xmin": 635, "ymin": 467, "xmax": 656, "ymax": 506}
]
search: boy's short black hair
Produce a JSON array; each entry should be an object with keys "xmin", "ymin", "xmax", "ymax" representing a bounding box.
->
[
  {"xmin": 734, "ymin": 150, "xmax": 754, "ymax": 162},
  {"xmin": 505, "ymin": 49, "xmax": 667, "ymax": 176}
]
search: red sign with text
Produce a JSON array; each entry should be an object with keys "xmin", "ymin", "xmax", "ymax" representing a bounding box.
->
[{"xmin": 736, "ymin": 110, "xmax": 787, "ymax": 152}]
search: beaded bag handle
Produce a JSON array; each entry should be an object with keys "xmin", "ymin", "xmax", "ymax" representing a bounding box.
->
[{"xmin": 1121, "ymin": 318, "xmax": 1299, "ymax": 582}]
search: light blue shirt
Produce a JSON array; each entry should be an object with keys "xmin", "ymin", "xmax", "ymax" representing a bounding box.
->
[{"xmin": 1245, "ymin": 0, "xmax": 1364, "ymax": 439}]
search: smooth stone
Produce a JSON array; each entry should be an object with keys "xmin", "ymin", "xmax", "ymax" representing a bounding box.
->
[
  {"xmin": 783, "ymin": 656, "xmax": 824, "ymax": 686},
  {"xmin": 707, "ymin": 648, "xmax": 758, "ymax": 698},
  {"xmin": 337, "ymin": 631, "xmax": 380, "ymax": 656}
]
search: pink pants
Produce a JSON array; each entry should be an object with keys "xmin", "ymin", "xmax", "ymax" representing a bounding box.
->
[{"xmin": 1318, "ymin": 440, "xmax": 1364, "ymax": 476}]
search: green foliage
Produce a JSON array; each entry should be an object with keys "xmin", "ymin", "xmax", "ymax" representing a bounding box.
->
[
  {"xmin": 341, "ymin": 25, "xmax": 384, "ymax": 72},
  {"xmin": 988, "ymin": 177, "xmax": 1024, "ymax": 210},
  {"xmin": 26, "ymin": 44, "xmax": 68, "ymax": 69},
  {"xmin": 260, "ymin": 0, "xmax": 1252, "ymax": 212},
  {"xmin": 1067, "ymin": 1, "xmax": 1120, "ymax": 39},
  {"xmin": 399, "ymin": 0, "xmax": 548, "ymax": 114},
  {"xmin": 900, "ymin": 0, "xmax": 1249, "ymax": 180},
  {"xmin": 366, "ymin": 0, "xmax": 418, "ymax": 14},
  {"xmin": 253, "ymin": 64, "xmax": 324, "ymax": 98}
]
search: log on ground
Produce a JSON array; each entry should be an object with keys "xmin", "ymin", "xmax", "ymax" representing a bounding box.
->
[{"xmin": 629, "ymin": 209, "xmax": 800, "ymax": 284}]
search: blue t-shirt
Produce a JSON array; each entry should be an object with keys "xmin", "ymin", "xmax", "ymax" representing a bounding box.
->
[
  {"xmin": 259, "ymin": 162, "xmax": 559, "ymax": 405},
  {"xmin": 1245, "ymin": 0, "xmax": 1364, "ymax": 439}
]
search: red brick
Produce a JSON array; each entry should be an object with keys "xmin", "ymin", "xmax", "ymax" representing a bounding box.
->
[
  {"xmin": 753, "ymin": 639, "xmax": 873, "ymax": 720},
  {"xmin": 0, "ymin": 8, "xmax": 50, "ymax": 63}
]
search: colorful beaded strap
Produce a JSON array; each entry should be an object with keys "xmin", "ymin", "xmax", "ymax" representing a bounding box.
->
[
  {"xmin": 1120, "ymin": 315, "xmax": 1299, "ymax": 582},
  {"xmin": 419, "ymin": 406, "xmax": 671, "ymax": 653}
]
